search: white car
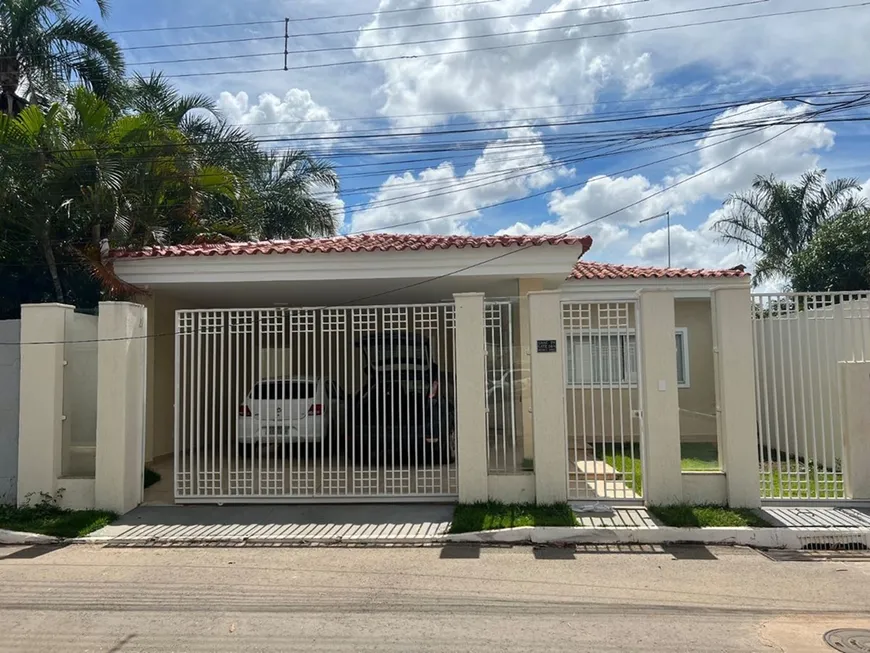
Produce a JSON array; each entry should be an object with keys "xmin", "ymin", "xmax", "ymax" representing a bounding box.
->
[{"xmin": 237, "ymin": 377, "xmax": 342, "ymax": 447}]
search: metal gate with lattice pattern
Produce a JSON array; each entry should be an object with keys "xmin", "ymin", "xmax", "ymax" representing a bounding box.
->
[{"xmin": 174, "ymin": 304, "xmax": 458, "ymax": 502}]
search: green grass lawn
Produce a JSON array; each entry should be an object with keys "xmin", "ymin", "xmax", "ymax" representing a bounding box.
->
[
  {"xmin": 594, "ymin": 442, "xmax": 721, "ymax": 497},
  {"xmin": 0, "ymin": 504, "xmax": 117, "ymax": 538},
  {"xmin": 762, "ymin": 462, "xmax": 844, "ymax": 500},
  {"xmin": 649, "ymin": 504, "xmax": 772, "ymax": 528},
  {"xmin": 598, "ymin": 445, "xmax": 643, "ymax": 496},
  {"xmin": 450, "ymin": 502, "xmax": 577, "ymax": 534},
  {"xmin": 680, "ymin": 443, "xmax": 719, "ymax": 471}
]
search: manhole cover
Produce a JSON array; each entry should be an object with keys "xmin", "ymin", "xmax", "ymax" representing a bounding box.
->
[{"xmin": 824, "ymin": 629, "xmax": 870, "ymax": 652}]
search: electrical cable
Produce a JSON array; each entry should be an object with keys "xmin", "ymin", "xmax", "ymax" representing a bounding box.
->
[{"xmin": 0, "ymin": 117, "xmax": 804, "ymax": 345}]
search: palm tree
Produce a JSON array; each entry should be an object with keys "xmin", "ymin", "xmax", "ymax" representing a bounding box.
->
[
  {"xmin": 125, "ymin": 73, "xmax": 341, "ymax": 241},
  {"xmin": 0, "ymin": 87, "xmax": 239, "ymax": 302},
  {"xmin": 242, "ymin": 150, "xmax": 340, "ymax": 240},
  {"xmin": 0, "ymin": 0, "xmax": 124, "ymax": 116},
  {"xmin": 714, "ymin": 170, "xmax": 869, "ymax": 285}
]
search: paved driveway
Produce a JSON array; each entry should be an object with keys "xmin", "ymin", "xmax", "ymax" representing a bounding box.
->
[{"xmin": 90, "ymin": 503, "xmax": 456, "ymax": 543}]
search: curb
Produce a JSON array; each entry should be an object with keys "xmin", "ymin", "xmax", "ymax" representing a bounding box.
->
[
  {"xmin": 4, "ymin": 527, "xmax": 870, "ymax": 550},
  {"xmin": 0, "ymin": 529, "xmax": 64, "ymax": 545},
  {"xmin": 446, "ymin": 526, "xmax": 870, "ymax": 550}
]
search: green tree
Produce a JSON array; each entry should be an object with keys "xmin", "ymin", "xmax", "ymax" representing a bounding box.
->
[
  {"xmin": 0, "ymin": 0, "xmax": 123, "ymax": 116},
  {"xmin": 242, "ymin": 150, "xmax": 340, "ymax": 240},
  {"xmin": 791, "ymin": 210, "xmax": 870, "ymax": 292},
  {"xmin": 0, "ymin": 83, "xmax": 341, "ymax": 312},
  {"xmin": 714, "ymin": 170, "xmax": 868, "ymax": 285},
  {"xmin": 0, "ymin": 87, "xmax": 238, "ymax": 303},
  {"xmin": 122, "ymin": 73, "xmax": 340, "ymax": 242}
]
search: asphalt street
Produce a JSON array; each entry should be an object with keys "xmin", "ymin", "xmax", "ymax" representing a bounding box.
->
[{"xmin": 1, "ymin": 543, "xmax": 869, "ymax": 652}]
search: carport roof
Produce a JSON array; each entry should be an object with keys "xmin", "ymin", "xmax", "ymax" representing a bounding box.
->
[{"xmin": 113, "ymin": 233, "xmax": 594, "ymax": 259}]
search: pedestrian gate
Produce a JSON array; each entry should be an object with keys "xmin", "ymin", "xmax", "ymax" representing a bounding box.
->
[{"xmin": 562, "ymin": 301, "xmax": 644, "ymax": 501}]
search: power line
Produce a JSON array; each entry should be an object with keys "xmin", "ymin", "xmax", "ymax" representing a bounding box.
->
[
  {"xmin": 341, "ymin": 123, "xmax": 804, "ymax": 305},
  {"xmin": 0, "ymin": 117, "xmax": 802, "ymax": 345},
  {"xmin": 5, "ymin": 87, "xmax": 866, "ymax": 160},
  {"xmin": 173, "ymin": 81, "xmax": 870, "ymax": 130},
  {"xmin": 288, "ymin": 0, "xmax": 652, "ymax": 41},
  {"xmin": 290, "ymin": 0, "xmax": 769, "ymax": 57},
  {"xmin": 112, "ymin": 19, "xmax": 283, "ymax": 35},
  {"xmin": 128, "ymin": 2, "xmax": 870, "ymax": 78},
  {"xmin": 6, "ymin": 96, "xmax": 864, "ymax": 254},
  {"xmin": 0, "ymin": 93, "xmax": 865, "ymax": 250},
  {"xmin": 125, "ymin": 0, "xmax": 766, "ymax": 62},
  {"xmin": 121, "ymin": 0, "xmax": 656, "ymax": 52},
  {"xmin": 123, "ymin": 0, "xmax": 653, "ymax": 53},
  {"xmin": 108, "ymin": 0, "xmax": 513, "ymax": 34}
]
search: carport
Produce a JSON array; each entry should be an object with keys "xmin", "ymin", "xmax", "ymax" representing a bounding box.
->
[{"xmin": 114, "ymin": 234, "xmax": 592, "ymax": 503}]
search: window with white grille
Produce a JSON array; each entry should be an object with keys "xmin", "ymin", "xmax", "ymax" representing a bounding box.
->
[{"xmin": 566, "ymin": 329, "xmax": 688, "ymax": 387}]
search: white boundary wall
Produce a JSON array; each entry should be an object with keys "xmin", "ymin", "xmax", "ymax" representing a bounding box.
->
[
  {"xmin": 17, "ymin": 303, "xmax": 147, "ymax": 512},
  {"xmin": 0, "ymin": 320, "xmax": 20, "ymax": 504}
]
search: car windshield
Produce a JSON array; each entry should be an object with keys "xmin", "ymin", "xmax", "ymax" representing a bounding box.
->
[
  {"xmin": 252, "ymin": 380, "xmax": 314, "ymax": 400},
  {"xmin": 362, "ymin": 336, "xmax": 430, "ymax": 372}
]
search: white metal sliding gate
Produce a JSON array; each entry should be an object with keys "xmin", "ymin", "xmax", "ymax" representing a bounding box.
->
[
  {"xmin": 562, "ymin": 301, "xmax": 644, "ymax": 501},
  {"xmin": 174, "ymin": 304, "xmax": 458, "ymax": 502},
  {"xmin": 752, "ymin": 292, "xmax": 870, "ymax": 501}
]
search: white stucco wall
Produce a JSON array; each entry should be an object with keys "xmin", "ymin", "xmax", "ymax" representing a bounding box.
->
[
  {"xmin": 0, "ymin": 320, "xmax": 20, "ymax": 504},
  {"xmin": 682, "ymin": 472, "xmax": 727, "ymax": 505},
  {"xmin": 62, "ymin": 312, "xmax": 98, "ymax": 477}
]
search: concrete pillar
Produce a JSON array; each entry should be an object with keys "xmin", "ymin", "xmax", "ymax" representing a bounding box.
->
[
  {"xmin": 712, "ymin": 287, "xmax": 761, "ymax": 508},
  {"xmin": 528, "ymin": 291, "xmax": 568, "ymax": 504},
  {"xmin": 95, "ymin": 302, "xmax": 148, "ymax": 514},
  {"xmin": 140, "ymin": 294, "xmax": 156, "ymax": 464},
  {"xmin": 454, "ymin": 293, "xmax": 488, "ymax": 503},
  {"xmin": 839, "ymin": 361, "xmax": 870, "ymax": 500},
  {"xmin": 17, "ymin": 304, "xmax": 72, "ymax": 505},
  {"xmin": 638, "ymin": 290, "xmax": 683, "ymax": 506},
  {"xmin": 517, "ymin": 278, "xmax": 544, "ymax": 461}
]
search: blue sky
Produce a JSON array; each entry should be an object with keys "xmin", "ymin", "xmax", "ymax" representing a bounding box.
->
[{"xmin": 83, "ymin": 0, "xmax": 870, "ymax": 276}]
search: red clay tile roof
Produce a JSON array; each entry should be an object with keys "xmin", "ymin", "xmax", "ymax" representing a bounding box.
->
[
  {"xmin": 113, "ymin": 234, "xmax": 594, "ymax": 259},
  {"xmin": 571, "ymin": 261, "xmax": 748, "ymax": 280}
]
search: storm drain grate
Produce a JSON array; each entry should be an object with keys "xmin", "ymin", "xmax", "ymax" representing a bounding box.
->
[
  {"xmin": 824, "ymin": 629, "xmax": 870, "ymax": 652},
  {"xmin": 799, "ymin": 534, "xmax": 870, "ymax": 551}
]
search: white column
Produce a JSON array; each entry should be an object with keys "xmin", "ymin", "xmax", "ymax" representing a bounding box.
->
[
  {"xmin": 529, "ymin": 291, "xmax": 568, "ymax": 504},
  {"xmin": 454, "ymin": 292, "xmax": 488, "ymax": 503},
  {"xmin": 839, "ymin": 362, "xmax": 870, "ymax": 500},
  {"xmin": 638, "ymin": 290, "xmax": 683, "ymax": 506},
  {"xmin": 517, "ymin": 278, "xmax": 544, "ymax": 460},
  {"xmin": 95, "ymin": 302, "xmax": 148, "ymax": 514},
  {"xmin": 141, "ymin": 293, "xmax": 156, "ymax": 464},
  {"xmin": 17, "ymin": 304, "xmax": 72, "ymax": 505},
  {"xmin": 712, "ymin": 286, "xmax": 761, "ymax": 508}
]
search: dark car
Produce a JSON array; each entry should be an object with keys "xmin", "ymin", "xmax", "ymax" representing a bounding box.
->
[{"xmin": 347, "ymin": 332, "xmax": 455, "ymax": 465}]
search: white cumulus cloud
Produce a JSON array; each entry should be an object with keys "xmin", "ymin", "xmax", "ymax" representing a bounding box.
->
[
  {"xmin": 355, "ymin": 0, "xmax": 652, "ymax": 128},
  {"xmin": 350, "ymin": 128, "xmax": 570, "ymax": 234},
  {"xmin": 217, "ymin": 88, "xmax": 340, "ymax": 138},
  {"xmin": 497, "ymin": 102, "xmax": 837, "ymax": 269}
]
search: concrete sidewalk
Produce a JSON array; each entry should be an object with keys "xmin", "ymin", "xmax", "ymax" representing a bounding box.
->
[
  {"xmin": 62, "ymin": 504, "xmax": 870, "ymax": 548},
  {"xmin": 88, "ymin": 504, "xmax": 456, "ymax": 544}
]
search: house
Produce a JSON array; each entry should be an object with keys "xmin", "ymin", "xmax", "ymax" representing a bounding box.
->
[{"xmin": 12, "ymin": 233, "xmax": 767, "ymax": 512}]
